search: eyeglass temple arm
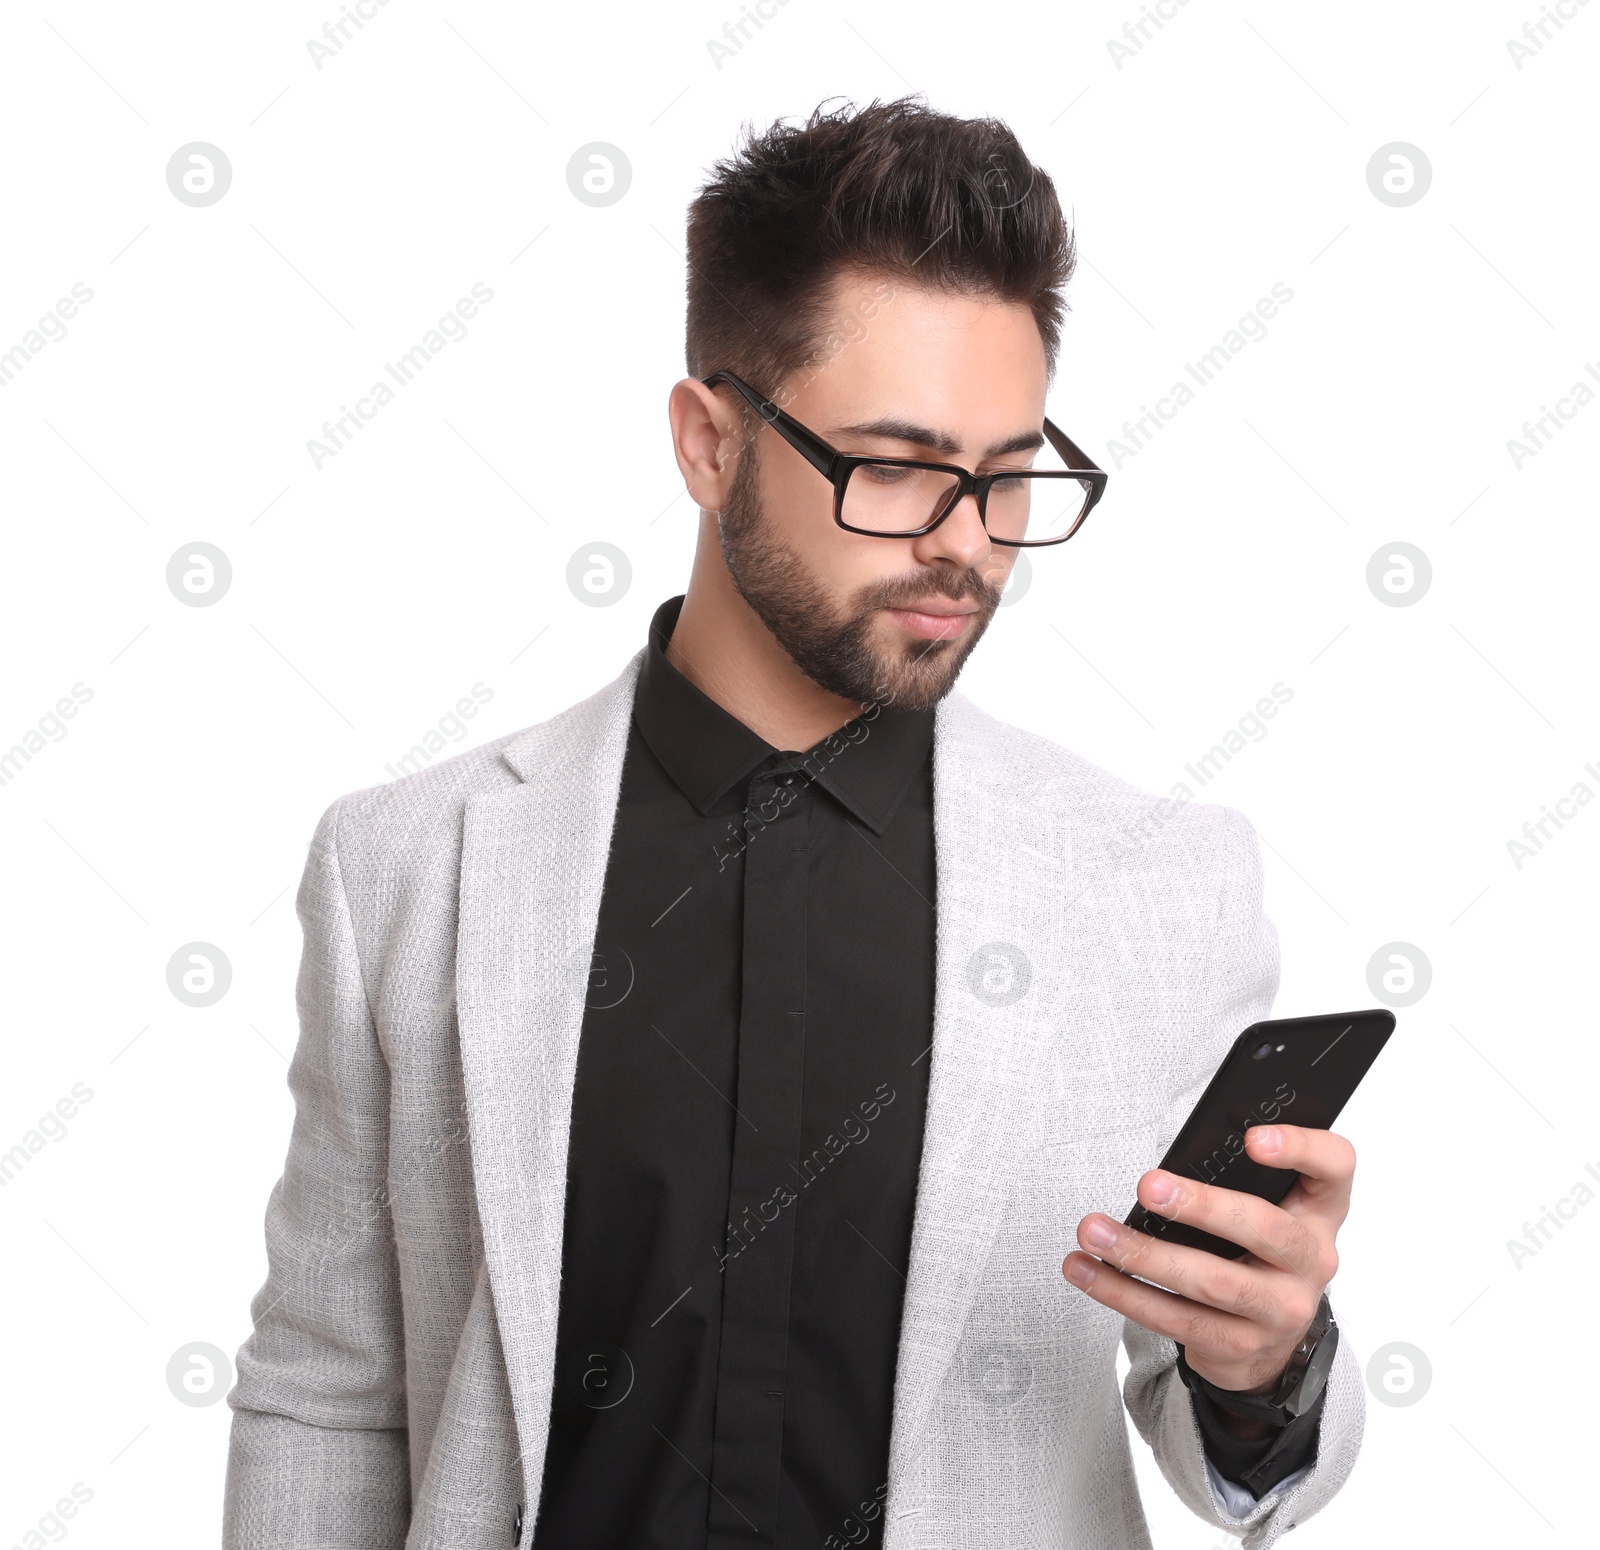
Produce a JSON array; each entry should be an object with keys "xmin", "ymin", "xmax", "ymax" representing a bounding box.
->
[
  {"xmin": 700, "ymin": 372, "xmax": 837, "ymax": 478},
  {"xmin": 1042, "ymin": 417, "xmax": 1103, "ymax": 476},
  {"xmin": 704, "ymin": 372, "xmax": 1101, "ymax": 481}
]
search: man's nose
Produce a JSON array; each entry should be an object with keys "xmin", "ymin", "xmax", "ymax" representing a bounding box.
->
[{"xmin": 912, "ymin": 489, "xmax": 992, "ymax": 571}]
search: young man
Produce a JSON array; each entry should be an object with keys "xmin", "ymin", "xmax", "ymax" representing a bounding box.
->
[{"xmin": 224, "ymin": 99, "xmax": 1363, "ymax": 1549}]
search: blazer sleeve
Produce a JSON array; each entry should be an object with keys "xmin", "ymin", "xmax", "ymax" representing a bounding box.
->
[
  {"xmin": 1119, "ymin": 805, "xmax": 1366, "ymax": 1549},
  {"xmin": 222, "ymin": 797, "xmax": 411, "ymax": 1548}
]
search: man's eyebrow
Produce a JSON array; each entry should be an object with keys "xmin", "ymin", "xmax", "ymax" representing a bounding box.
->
[{"xmin": 829, "ymin": 417, "xmax": 1045, "ymax": 459}]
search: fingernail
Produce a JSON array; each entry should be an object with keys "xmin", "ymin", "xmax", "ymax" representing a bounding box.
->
[
  {"xmin": 1081, "ymin": 1217, "xmax": 1117, "ymax": 1250},
  {"xmin": 1064, "ymin": 1254, "xmax": 1096, "ymax": 1289},
  {"xmin": 1253, "ymin": 1126, "xmax": 1282, "ymax": 1155},
  {"xmin": 1146, "ymin": 1174, "xmax": 1176, "ymax": 1208}
]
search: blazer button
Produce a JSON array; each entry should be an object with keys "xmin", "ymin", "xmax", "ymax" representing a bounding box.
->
[{"xmin": 513, "ymin": 1502, "xmax": 523, "ymax": 1545}]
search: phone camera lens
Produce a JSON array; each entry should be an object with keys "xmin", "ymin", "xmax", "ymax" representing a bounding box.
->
[{"xmin": 1252, "ymin": 1041, "xmax": 1273, "ymax": 1060}]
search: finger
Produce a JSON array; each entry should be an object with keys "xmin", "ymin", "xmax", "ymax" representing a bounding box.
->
[
  {"xmin": 1136, "ymin": 1169, "xmax": 1331, "ymax": 1281},
  {"xmin": 1245, "ymin": 1124, "xmax": 1354, "ymax": 1182},
  {"xmin": 1244, "ymin": 1125, "xmax": 1356, "ymax": 1224},
  {"xmin": 1062, "ymin": 1248, "xmax": 1258, "ymax": 1362},
  {"xmin": 1074, "ymin": 1213, "xmax": 1305, "ymax": 1330}
]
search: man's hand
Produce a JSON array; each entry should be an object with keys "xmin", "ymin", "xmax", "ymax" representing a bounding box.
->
[{"xmin": 1061, "ymin": 1124, "xmax": 1352, "ymax": 1395}]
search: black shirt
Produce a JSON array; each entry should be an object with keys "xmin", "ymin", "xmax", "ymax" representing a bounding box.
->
[{"xmin": 531, "ymin": 596, "xmax": 1321, "ymax": 1548}]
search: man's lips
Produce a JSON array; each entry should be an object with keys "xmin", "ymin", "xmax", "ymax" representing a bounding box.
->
[{"xmin": 883, "ymin": 601, "xmax": 980, "ymax": 641}]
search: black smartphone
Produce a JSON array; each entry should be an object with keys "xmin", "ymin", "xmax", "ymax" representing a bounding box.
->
[{"xmin": 1123, "ymin": 1008, "xmax": 1395, "ymax": 1260}]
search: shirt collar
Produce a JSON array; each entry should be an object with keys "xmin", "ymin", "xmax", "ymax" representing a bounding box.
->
[{"xmin": 634, "ymin": 595, "xmax": 935, "ymax": 836}]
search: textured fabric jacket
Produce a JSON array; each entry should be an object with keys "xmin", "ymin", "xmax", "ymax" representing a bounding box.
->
[{"xmin": 222, "ymin": 650, "xmax": 1365, "ymax": 1549}]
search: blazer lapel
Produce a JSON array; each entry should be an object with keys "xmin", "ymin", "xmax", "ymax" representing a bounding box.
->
[
  {"xmin": 886, "ymin": 689, "xmax": 1073, "ymax": 1480},
  {"xmin": 454, "ymin": 652, "xmax": 643, "ymax": 1520}
]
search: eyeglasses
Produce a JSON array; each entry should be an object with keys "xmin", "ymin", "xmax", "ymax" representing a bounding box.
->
[{"xmin": 701, "ymin": 370, "xmax": 1107, "ymax": 547}]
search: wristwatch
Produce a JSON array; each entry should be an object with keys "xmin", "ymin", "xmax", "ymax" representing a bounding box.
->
[{"xmin": 1177, "ymin": 1292, "xmax": 1338, "ymax": 1421}]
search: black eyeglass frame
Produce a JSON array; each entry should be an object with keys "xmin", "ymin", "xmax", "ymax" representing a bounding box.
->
[{"xmin": 701, "ymin": 369, "xmax": 1108, "ymax": 547}]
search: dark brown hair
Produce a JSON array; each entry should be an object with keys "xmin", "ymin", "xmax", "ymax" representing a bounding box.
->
[{"xmin": 685, "ymin": 96, "xmax": 1076, "ymax": 405}]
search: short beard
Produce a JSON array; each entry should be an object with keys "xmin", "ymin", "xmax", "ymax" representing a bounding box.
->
[{"xmin": 716, "ymin": 442, "xmax": 1005, "ymax": 713}]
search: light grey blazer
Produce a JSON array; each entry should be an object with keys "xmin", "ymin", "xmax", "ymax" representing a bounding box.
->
[{"xmin": 222, "ymin": 649, "xmax": 1364, "ymax": 1549}]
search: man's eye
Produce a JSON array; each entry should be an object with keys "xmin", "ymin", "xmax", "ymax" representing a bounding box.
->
[{"xmin": 860, "ymin": 463, "xmax": 917, "ymax": 485}]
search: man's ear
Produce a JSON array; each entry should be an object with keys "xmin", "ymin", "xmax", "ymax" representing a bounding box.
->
[{"xmin": 668, "ymin": 378, "xmax": 748, "ymax": 513}]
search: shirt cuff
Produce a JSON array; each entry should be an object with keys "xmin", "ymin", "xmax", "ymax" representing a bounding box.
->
[{"xmin": 1205, "ymin": 1455, "xmax": 1314, "ymax": 1520}]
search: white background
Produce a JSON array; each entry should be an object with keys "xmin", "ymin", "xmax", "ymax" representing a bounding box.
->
[{"xmin": 1, "ymin": 1, "xmax": 1595, "ymax": 1544}]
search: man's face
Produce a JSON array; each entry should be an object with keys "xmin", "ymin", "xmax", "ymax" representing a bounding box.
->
[{"xmin": 716, "ymin": 270, "xmax": 1049, "ymax": 712}]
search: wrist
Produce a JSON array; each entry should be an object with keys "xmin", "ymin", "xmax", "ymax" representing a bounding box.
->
[
  {"xmin": 1177, "ymin": 1346, "xmax": 1293, "ymax": 1428},
  {"xmin": 1176, "ymin": 1293, "xmax": 1338, "ymax": 1423}
]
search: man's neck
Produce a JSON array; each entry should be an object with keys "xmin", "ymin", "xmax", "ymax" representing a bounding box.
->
[{"xmin": 665, "ymin": 517, "xmax": 862, "ymax": 751}]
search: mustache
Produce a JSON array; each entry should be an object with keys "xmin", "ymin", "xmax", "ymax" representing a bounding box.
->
[{"xmin": 856, "ymin": 564, "xmax": 1005, "ymax": 614}]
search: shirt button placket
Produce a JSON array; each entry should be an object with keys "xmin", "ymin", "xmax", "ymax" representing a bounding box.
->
[{"xmin": 705, "ymin": 765, "xmax": 810, "ymax": 1547}]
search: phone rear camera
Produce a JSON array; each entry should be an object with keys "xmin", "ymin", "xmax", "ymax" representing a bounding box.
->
[{"xmin": 1252, "ymin": 1041, "xmax": 1273, "ymax": 1060}]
